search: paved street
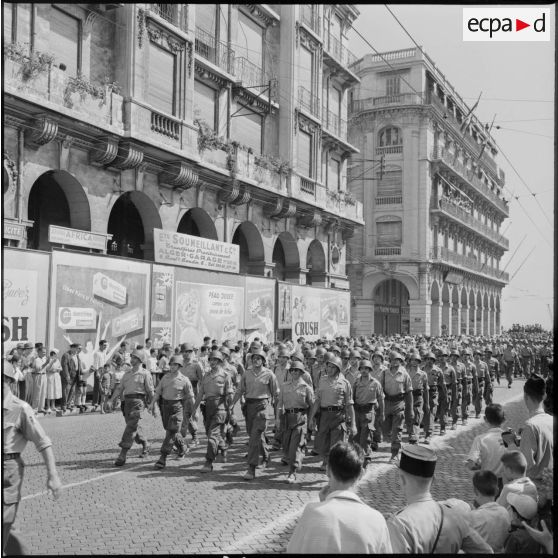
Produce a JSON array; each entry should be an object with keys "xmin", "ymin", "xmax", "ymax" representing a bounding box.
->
[{"xmin": 11, "ymin": 379, "xmax": 529, "ymax": 555}]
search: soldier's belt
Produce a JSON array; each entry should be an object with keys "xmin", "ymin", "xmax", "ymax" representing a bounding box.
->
[
  {"xmin": 285, "ymin": 408, "xmax": 306, "ymax": 414},
  {"xmin": 321, "ymin": 405, "xmax": 344, "ymax": 412},
  {"xmin": 412, "ymin": 389, "xmax": 424, "ymax": 397},
  {"xmin": 3, "ymin": 453, "xmax": 21, "ymax": 460},
  {"xmin": 245, "ymin": 397, "xmax": 268, "ymax": 404},
  {"xmin": 124, "ymin": 393, "xmax": 146, "ymax": 399},
  {"xmin": 354, "ymin": 403, "xmax": 375, "ymax": 412},
  {"xmin": 162, "ymin": 398, "xmax": 183, "ymax": 403},
  {"xmin": 384, "ymin": 393, "xmax": 405, "ymax": 402}
]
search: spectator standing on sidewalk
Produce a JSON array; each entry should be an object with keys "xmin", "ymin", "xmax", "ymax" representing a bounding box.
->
[
  {"xmin": 45, "ymin": 349, "xmax": 62, "ymax": 413},
  {"xmin": 2, "ymin": 360, "xmax": 62, "ymax": 555}
]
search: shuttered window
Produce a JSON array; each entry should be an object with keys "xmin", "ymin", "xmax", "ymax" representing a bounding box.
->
[
  {"xmin": 386, "ymin": 75, "xmax": 401, "ymax": 96},
  {"xmin": 377, "ymin": 220, "xmax": 402, "ymax": 247},
  {"xmin": 49, "ymin": 7, "xmax": 80, "ymax": 76},
  {"xmin": 377, "ymin": 169, "xmax": 402, "ymax": 196},
  {"xmin": 299, "ymin": 45, "xmax": 313, "ymax": 95},
  {"xmin": 238, "ymin": 12, "xmax": 263, "ymax": 68},
  {"xmin": 328, "ymin": 158, "xmax": 341, "ymax": 191},
  {"xmin": 298, "ymin": 130, "xmax": 312, "ymax": 178},
  {"xmin": 231, "ymin": 108, "xmax": 262, "ymax": 154},
  {"xmin": 379, "ymin": 126, "xmax": 402, "ymax": 146},
  {"xmin": 194, "ymin": 80, "xmax": 217, "ymax": 129},
  {"xmin": 148, "ymin": 42, "xmax": 175, "ymax": 115}
]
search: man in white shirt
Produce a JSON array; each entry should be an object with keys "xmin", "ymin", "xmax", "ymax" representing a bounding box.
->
[
  {"xmin": 287, "ymin": 441, "xmax": 391, "ymax": 554},
  {"xmin": 92, "ymin": 340, "xmax": 109, "ymax": 411}
]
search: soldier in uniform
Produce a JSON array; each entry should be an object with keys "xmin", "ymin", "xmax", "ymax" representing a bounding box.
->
[
  {"xmin": 387, "ymin": 445, "xmax": 492, "ymax": 553},
  {"xmin": 473, "ymin": 349, "xmax": 492, "ymax": 418},
  {"xmin": 110, "ymin": 350, "xmax": 154, "ymax": 466},
  {"xmin": 149, "ymin": 355, "xmax": 194, "ymax": 470},
  {"xmin": 180, "ymin": 343, "xmax": 205, "ymax": 446},
  {"xmin": 308, "ymin": 356, "xmax": 356, "ymax": 471},
  {"xmin": 406, "ymin": 350, "xmax": 428, "ymax": 444},
  {"xmin": 449, "ymin": 349, "xmax": 465, "ymax": 428},
  {"xmin": 311, "ymin": 347, "xmax": 328, "ymax": 389},
  {"xmin": 2, "ymin": 360, "xmax": 62, "ymax": 555},
  {"xmin": 437, "ymin": 349, "xmax": 457, "ymax": 436},
  {"xmin": 344, "ymin": 349, "xmax": 361, "ymax": 386},
  {"xmin": 270, "ymin": 347, "xmax": 291, "ymax": 451},
  {"xmin": 502, "ymin": 343, "xmax": 517, "ymax": 387},
  {"xmin": 381, "ymin": 352, "xmax": 414, "ymax": 463},
  {"xmin": 231, "ymin": 347, "xmax": 279, "ymax": 480},
  {"xmin": 520, "ymin": 340, "xmax": 533, "ymax": 379},
  {"xmin": 276, "ymin": 361, "xmax": 314, "ymax": 483},
  {"xmin": 353, "ymin": 359, "xmax": 384, "ymax": 460},
  {"xmin": 484, "ymin": 347, "xmax": 500, "ymax": 397},
  {"xmin": 460, "ymin": 348, "xmax": 477, "ymax": 425},
  {"xmin": 191, "ymin": 350, "xmax": 234, "ymax": 472},
  {"xmin": 369, "ymin": 349, "xmax": 387, "ymax": 449},
  {"xmin": 422, "ymin": 352, "xmax": 446, "ymax": 444}
]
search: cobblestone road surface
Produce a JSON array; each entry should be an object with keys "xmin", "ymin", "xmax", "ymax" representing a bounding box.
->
[{"xmin": 10, "ymin": 380, "xmax": 529, "ymax": 555}]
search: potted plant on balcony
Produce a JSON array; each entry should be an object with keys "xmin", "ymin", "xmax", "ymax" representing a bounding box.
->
[
  {"xmin": 344, "ymin": 191, "xmax": 356, "ymax": 205},
  {"xmin": 4, "ymin": 42, "xmax": 54, "ymax": 81}
]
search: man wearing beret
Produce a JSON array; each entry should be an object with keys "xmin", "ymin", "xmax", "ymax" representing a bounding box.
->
[{"xmin": 387, "ymin": 445, "xmax": 492, "ymax": 553}]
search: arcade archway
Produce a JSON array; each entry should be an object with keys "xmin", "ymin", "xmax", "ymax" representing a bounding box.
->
[
  {"xmin": 373, "ymin": 278, "xmax": 410, "ymax": 335},
  {"xmin": 272, "ymin": 231, "xmax": 300, "ymax": 282},
  {"xmin": 232, "ymin": 221, "xmax": 265, "ymax": 275},
  {"xmin": 177, "ymin": 208, "xmax": 218, "ymax": 240},
  {"xmin": 306, "ymin": 239, "xmax": 326, "ymax": 285}
]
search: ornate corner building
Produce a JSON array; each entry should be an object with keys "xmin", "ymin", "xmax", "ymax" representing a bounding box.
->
[
  {"xmin": 3, "ymin": 4, "xmax": 362, "ymax": 291},
  {"xmin": 347, "ymin": 48, "xmax": 509, "ymax": 337}
]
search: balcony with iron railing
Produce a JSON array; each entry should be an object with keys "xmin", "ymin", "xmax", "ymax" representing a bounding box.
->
[
  {"xmin": 433, "ymin": 198, "xmax": 509, "ymax": 249},
  {"xmin": 299, "ymin": 5, "xmax": 320, "ymax": 35},
  {"xmin": 430, "ymin": 246, "xmax": 509, "ymax": 282},
  {"xmin": 234, "ymin": 56, "xmax": 270, "ymax": 89},
  {"xmin": 297, "ymin": 86, "xmax": 320, "ymax": 118},
  {"xmin": 194, "ymin": 27, "xmax": 235, "ymax": 74},
  {"xmin": 431, "ymin": 147, "xmax": 509, "ymax": 216},
  {"xmin": 323, "ymin": 33, "xmax": 358, "ymax": 73},
  {"xmin": 351, "ymin": 92, "xmax": 425, "ymax": 114},
  {"xmin": 376, "ymin": 195, "xmax": 403, "ymax": 206},
  {"xmin": 322, "ymin": 105, "xmax": 347, "ymax": 138},
  {"xmin": 375, "ymin": 246, "xmax": 402, "ymax": 256}
]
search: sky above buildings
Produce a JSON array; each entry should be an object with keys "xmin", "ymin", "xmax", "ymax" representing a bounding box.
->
[{"xmin": 348, "ymin": 4, "xmax": 555, "ymax": 330}]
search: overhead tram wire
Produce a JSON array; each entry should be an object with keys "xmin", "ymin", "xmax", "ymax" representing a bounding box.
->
[{"xmin": 379, "ymin": 4, "xmax": 554, "ymax": 245}]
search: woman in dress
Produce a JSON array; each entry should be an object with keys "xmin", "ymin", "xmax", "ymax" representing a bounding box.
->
[{"xmin": 45, "ymin": 349, "xmax": 62, "ymax": 413}]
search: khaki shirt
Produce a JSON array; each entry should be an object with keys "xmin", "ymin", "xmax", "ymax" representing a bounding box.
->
[
  {"xmin": 424, "ymin": 365, "xmax": 444, "ymax": 388},
  {"xmin": 440, "ymin": 364, "xmax": 457, "ymax": 385},
  {"xmin": 315, "ymin": 374, "xmax": 353, "ymax": 407},
  {"xmin": 279, "ymin": 380, "xmax": 314, "ymax": 410},
  {"xmin": 353, "ymin": 374, "xmax": 383, "ymax": 405},
  {"xmin": 182, "ymin": 361, "xmax": 204, "ymax": 384},
  {"xmin": 237, "ymin": 367, "xmax": 279, "ymax": 400},
  {"xmin": 3, "ymin": 391, "xmax": 52, "ymax": 454},
  {"xmin": 408, "ymin": 368, "xmax": 428, "ymax": 391},
  {"xmin": 118, "ymin": 368, "xmax": 154, "ymax": 397},
  {"xmin": 199, "ymin": 368, "xmax": 234, "ymax": 400},
  {"xmin": 155, "ymin": 371, "xmax": 194, "ymax": 401},
  {"xmin": 383, "ymin": 366, "xmax": 412, "ymax": 397}
]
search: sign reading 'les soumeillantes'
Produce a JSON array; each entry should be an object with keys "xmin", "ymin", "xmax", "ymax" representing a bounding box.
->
[{"xmin": 154, "ymin": 229, "xmax": 240, "ymax": 274}]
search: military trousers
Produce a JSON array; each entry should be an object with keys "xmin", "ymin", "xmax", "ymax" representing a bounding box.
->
[
  {"xmin": 160, "ymin": 399, "xmax": 185, "ymax": 455},
  {"xmin": 204, "ymin": 399, "xmax": 227, "ymax": 462},
  {"xmin": 423, "ymin": 389, "xmax": 438, "ymax": 437},
  {"xmin": 354, "ymin": 405, "xmax": 376, "ymax": 454},
  {"xmin": 119, "ymin": 396, "xmax": 147, "ymax": 450},
  {"xmin": 282, "ymin": 412, "xmax": 307, "ymax": 471},
  {"xmin": 245, "ymin": 399, "xmax": 269, "ymax": 468},
  {"xmin": 315, "ymin": 409, "xmax": 347, "ymax": 458},
  {"xmin": 383, "ymin": 399, "xmax": 405, "ymax": 453}
]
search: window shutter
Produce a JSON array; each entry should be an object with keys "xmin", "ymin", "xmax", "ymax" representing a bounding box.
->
[
  {"xmin": 49, "ymin": 7, "xmax": 79, "ymax": 76},
  {"xmin": 377, "ymin": 221, "xmax": 402, "ymax": 246},
  {"xmin": 328, "ymin": 158, "xmax": 340, "ymax": 191},
  {"xmin": 299, "ymin": 45, "xmax": 313, "ymax": 94},
  {"xmin": 377, "ymin": 170, "xmax": 402, "ymax": 196},
  {"xmin": 196, "ymin": 3, "xmax": 216, "ymax": 33},
  {"xmin": 194, "ymin": 80, "xmax": 216, "ymax": 128},
  {"xmin": 148, "ymin": 42, "xmax": 175, "ymax": 115},
  {"xmin": 238, "ymin": 12, "xmax": 263, "ymax": 67},
  {"xmin": 231, "ymin": 108, "xmax": 262, "ymax": 154},
  {"xmin": 298, "ymin": 130, "xmax": 312, "ymax": 177}
]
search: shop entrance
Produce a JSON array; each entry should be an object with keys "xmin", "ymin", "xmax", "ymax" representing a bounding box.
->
[{"xmin": 373, "ymin": 279, "xmax": 410, "ymax": 335}]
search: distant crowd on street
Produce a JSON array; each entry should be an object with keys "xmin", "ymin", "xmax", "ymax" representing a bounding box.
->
[{"xmin": 3, "ymin": 325, "xmax": 554, "ymax": 554}]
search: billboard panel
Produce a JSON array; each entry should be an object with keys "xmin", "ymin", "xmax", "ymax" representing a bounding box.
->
[
  {"xmin": 244, "ymin": 277, "xmax": 275, "ymax": 344},
  {"xmin": 291, "ymin": 285, "xmax": 321, "ymax": 340}
]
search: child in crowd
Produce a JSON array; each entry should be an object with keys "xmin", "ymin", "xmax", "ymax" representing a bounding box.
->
[
  {"xmin": 111, "ymin": 356, "xmax": 125, "ymax": 412},
  {"xmin": 100, "ymin": 362, "xmax": 113, "ymax": 414},
  {"xmin": 465, "ymin": 403, "xmax": 507, "ymax": 485},
  {"xmin": 467, "ymin": 470, "xmax": 510, "ymax": 553},
  {"xmin": 504, "ymin": 493, "xmax": 541, "ymax": 553},
  {"xmin": 496, "ymin": 450, "xmax": 538, "ymax": 509}
]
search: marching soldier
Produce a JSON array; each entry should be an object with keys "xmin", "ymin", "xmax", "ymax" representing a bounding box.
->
[
  {"xmin": 270, "ymin": 347, "xmax": 291, "ymax": 451},
  {"xmin": 381, "ymin": 352, "xmax": 413, "ymax": 463},
  {"xmin": 422, "ymin": 352, "xmax": 446, "ymax": 444},
  {"xmin": 276, "ymin": 361, "xmax": 314, "ymax": 483},
  {"xmin": 191, "ymin": 350, "xmax": 234, "ymax": 472},
  {"xmin": 290, "ymin": 352, "xmax": 313, "ymax": 386},
  {"xmin": 344, "ymin": 349, "xmax": 362, "ymax": 387},
  {"xmin": 231, "ymin": 348, "xmax": 279, "ymax": 480},
  {"xmin": 449, "ymin": 349, "xmax": 465, "ymax": 428},
  {"xmin": 353, "ymin": 359, "xmax": 384, "ymax": 460},
  {"xmin": 473, "ymin": 348, "xmax": 491, "ymax": 412},
  {"xmin": 180, "ymin": 343, "xmax": 205, "ymax": 446},
  {"xmin": 484, "ymin": 347, "xmax": 500, "ymax": 387},
  {"xmin": 369, "ymin": 349, "xmax": 388, "ymax": 450},
  {"xmin": 460, "ymin": 349, "xmax": 476, "ymax": 425},
  {"xmin": 520, "ymin": 341, "xmax": 533, "ymax": 379},
  {"xmin": 437, "ymin": 349, "xmax": 457, "ymax": 436},
  {"xmin": 406, "ymin": 350, "xmax": 428, "ymax": 444},
  {"xmin": 311, "ymin": 347, "xmax": 328, "ymax": 389},
  {"xmin": 149, "ymin": 355, "xmax": 194, "ymax": 469},
  {"xmin": 308, "ymin": 355, "xmax": 356, "ymax": 471},
  {"xmin": 110, "ymin": 350, "xmax": 154, "ymax": 466},
  {"xmin": 502, "ymin": 343, "xmax": 517, "ymax": 387}
]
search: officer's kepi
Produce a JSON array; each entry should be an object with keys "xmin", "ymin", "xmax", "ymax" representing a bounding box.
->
[{"xmin": 399, "ymin": 445, "xmax": 437, "ymax": 478}]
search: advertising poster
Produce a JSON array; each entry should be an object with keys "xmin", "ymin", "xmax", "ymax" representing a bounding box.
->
[
  {"xmin": 154, "ymin": 228, "xmax": 240, "ymax": 273},
  {"xmin": 174, "ymin": 281, "xmax": 244, "ymax": 346},
  {"xmin": 291, "ymin": 286, "xmax": 321, "ymax": 341},
  {"xmin": 320, "ymin": 290, "xmax": 350, "ymax": 339},
  {"xmin": 277, "ymin": 283, "xmax": 292, "ymax": 329},
  {"xmin": 3, "ymin": 249, "xmax": 50, "ymax": 350},
  {"xmin": 244, "ymin": 277, "xmax": 275, "ymax": 344},
  {"xmin": 151, "ymin": 264, "xmax": 174, "ymax": 348},
  {"xmin": 49, "ymin": 251, "xmax": 151, "ymax": 370}
]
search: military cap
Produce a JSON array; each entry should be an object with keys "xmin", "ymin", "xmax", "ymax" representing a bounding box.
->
[
  {"xmin": 462, "ymin": 348, "xmax": 473, "ymax": 357},
  {"xmin": 35, "ymin": 342, "xmax": 44, "ymax": 349},
  {"xmin": 16, "ymin": 342, "xmax": 25, "ymax": 350},
  {"xmin": 289, "ymin": 361, "xmax": 305, "ymax": 373},
  {"xmin": 250, "ymin": 348, "xmax": 267, "ymax": 363},
  {"xmin": 169, "ymin": 354, "xmax": 184, "ymax": 367},
  {"xmin": 180, "ymin": 342, "xmax": 195, "ymax": 352},
  {"xmin": 360, "ymin": 349, "xmax": 371, "ymax": 360},
  {"xmin": 438, "ymin": 347, "xmax": 449, "ymax": 357},
  {"xmin": 400, "ymin": 445, "xmax": 437, "ymax": 478},
  {"xmin": 359, "ymin": 359, "xmax": 373, "ymax": 370},
  {"xmin": 315, "ymin": 347, "xmax": 327, "ymax": 357},
  {"xmin": 372, "ymin": 350, "xmax": 384, "ymax": 360},
  {"xmin": 291, "ymin": 352, "xmax": 305, "ymax": 363},
  {"xmin": 277, "ymin": 347, "xmax": 291, "ymax": 358},
  {"xmin": 331, "ymin": 345, "xmax": 341, "ymax": 354},
  {"xmin": 130, "ymin": 349, "xmax": 145, "ymax": 364},
  {"xmin": 208, "ymin": 350, "xmax": 224, "ymax": 362},
  {"xmin": 408, "ymin": 351, "xmax": 422, "ymax": 363},
  {"xmin": 425, "ymin": 351, "xmax": 437, "ymax": 361},
  {"xmin": 250, "ymin": 341, "xmax": 262, "ymax": 352},
  {"xmin": 390, "ymin": 351, "xmax": 404, "ymax": 362},
  {"xmin": 449, "ymin": 348, "xmax": 460, "ymax": 357},
  {"xmin": 349, "ymin": 349, "xmax": 361, "ymax": 359},
  {"xmin": 484, "ymin": 347, "xmax": 493, "ymax": 353},
  {"xmin": 327, "ymin": 356, "xmax": 342, "ymax": 371},
  {"xmin": 306, "ymin": 349, "xmax": 317, "ymax": 360},
  {"xmin": 219, "ymin": 346, "xmax": 231, "ymax": 357},
  {"xmin": 340, "ymin": 349, "xmax": 351, "ymax": 359}
]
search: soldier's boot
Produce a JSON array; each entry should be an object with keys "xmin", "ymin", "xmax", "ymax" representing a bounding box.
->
[
  {"xmin": 389, "ymin": 448, "xmax": 400, "ymax": 464},
  {"xmin": 200, "ymin": 459, "xmax": 213, "ymax": 473},
  {"xmin": 154, "ymin": 454, "xmax": 167, "ymax": 469},
  {"xmin": 243, "ymin": 465, "xmax": 256, "ymax": 480},
  {"xmin": 139, "ymin": 441, "xmax": 150, "ymax": 458},
  {"xmin": 114, "ymin": 449, "xmax": 128, "ymax": 467}
]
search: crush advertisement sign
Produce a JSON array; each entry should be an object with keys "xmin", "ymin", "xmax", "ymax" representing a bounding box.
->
[
  {"xmin": 320, "ymin": 290, "xmax": 351, "ymax": 339},
  {"xmin": 244, "ymin": 277, "xmax": 275, "ymax": 344},
  {"xmin": 49, "ymin": 251, "xmax": 150, "ymax": 363},
  {"xmin": 150, "ymin": 264, "xmax": 174, "ymax": 348},
  {"xmin": 174, "ymin": 280, "xmax": 244, "ymax": 346},
  {"xmin": 3, "ymin": 249, "xmax": 50, "ymax": 349},
  {"xmin": 291, "ymin": 286, "xmax": 322, "ymax": 340}
]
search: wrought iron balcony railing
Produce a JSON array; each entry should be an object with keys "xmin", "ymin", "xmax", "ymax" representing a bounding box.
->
[
  {"xmin": 298, "ymin": 86, "xmax": 320, "ymax": 118},
  {"xmin": 195, "ymin": 27, "xmax": 235, "ymax": 74}
]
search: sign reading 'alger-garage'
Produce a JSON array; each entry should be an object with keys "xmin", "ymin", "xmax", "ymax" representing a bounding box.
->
[{"xmin": 153, "ymin": 229, "xmax": 240, "ymax": 274}]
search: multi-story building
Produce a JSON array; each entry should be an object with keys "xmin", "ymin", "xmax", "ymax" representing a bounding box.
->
[
  {"xmin": 347, "ymin": 48, "xmax": 509, "ymax": 337},
  {"xmin": 3, "ymin": 4, "xmax": 362, "ymax": 340}
]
